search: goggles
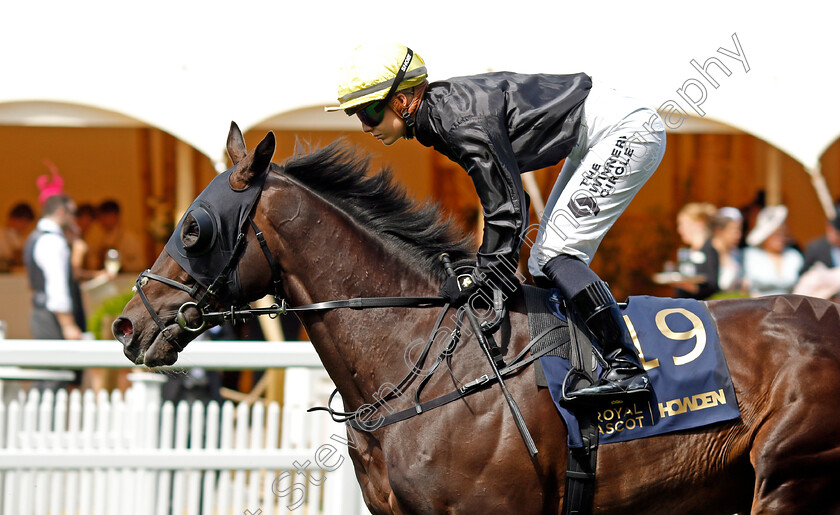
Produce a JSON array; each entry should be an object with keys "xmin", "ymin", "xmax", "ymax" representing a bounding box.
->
[{"xmin": 350, "ymin": 100, "xmax": 390, "ymax": 127}]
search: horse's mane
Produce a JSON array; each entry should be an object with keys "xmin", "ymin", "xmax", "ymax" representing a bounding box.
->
[{"xmin": 279, "ymin": 140, "xmax": 476, "ymax": 280}]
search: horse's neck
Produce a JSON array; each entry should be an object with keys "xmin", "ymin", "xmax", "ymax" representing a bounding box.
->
[{"xmin": 277, "ymin": 189, "xmax": 440, "ymax": 410}]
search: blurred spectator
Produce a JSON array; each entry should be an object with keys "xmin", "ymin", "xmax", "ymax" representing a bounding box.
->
[
  {"xmin": 743, "ymin": 205, "xmax": 803, "ymax": 297},
  {"xmin": 800, "ymin": 202, "xmax": 840, "ymax": 274},
  {"xmin": 794, "ymin": 202, "xmax": 840, "ymax": 300},
  {"xmin": 23, "ymin": 194, "xmax": 82, "ymax": 340},
  {"xmin": 66, "ymin": 203, "xmax": 111, "ymax": 283},
  {"xmin": 0, "ymin": 202, "xmax": 35, "ymax": 272},
  {"xmin": 65, "ymin": 223, "xmax": 88, "ymax": 333},
  {"xmin": 85, "ymin": 199, "xmax": 145, "ymax": 272},
  {"xmin": 673, "ymin": 202, "xmax": 719, "ymax": 299},
  {"xmin": 64, "ymin": 221, "xmax": 113, "ymax": 336},
  {"xmin": 739, "ymin": 190, "xmax": 766, "ymax": 248},
  {"xmin": 75, "ymin": 203, "xmax": 97, "ymax": 239},
  {"xmin": 794, "ymin": 262, "xmax": 840, "ymax": 300},
  {"xmin": 35, "ymin": 166, "xmax": 93, "ymax": 341},
  {"xmin": 711, "ymin": 207, "xmax": 746, "ymax": 294}
]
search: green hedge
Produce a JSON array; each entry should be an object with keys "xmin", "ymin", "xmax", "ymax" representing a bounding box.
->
[{"xmin": 87, "ymin": 289, "xmax": 136, "ymax": 340}]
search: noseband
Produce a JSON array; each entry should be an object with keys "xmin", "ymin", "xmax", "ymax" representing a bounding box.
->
[{"xmin": 134, "ymin": 216, "xmax": 283, "ymax": 351}]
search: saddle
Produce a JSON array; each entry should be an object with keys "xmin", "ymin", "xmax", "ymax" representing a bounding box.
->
[{"xmin": 523, "ymin": 285, "xmax": 741, "ymax": 515}]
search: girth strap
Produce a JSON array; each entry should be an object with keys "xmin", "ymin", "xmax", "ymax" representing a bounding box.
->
[
  {"xmin": 561, "ymin": 298, "xmax": 600, "ymax": 515},
  {"xmin": 562, "ymin": 413, "xmax": 599, "ymax": 515}
]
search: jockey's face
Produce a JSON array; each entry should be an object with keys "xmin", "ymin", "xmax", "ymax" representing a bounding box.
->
[{"xmin": 359, "ymin": 93, "xmax": 409, "ymax": 146}]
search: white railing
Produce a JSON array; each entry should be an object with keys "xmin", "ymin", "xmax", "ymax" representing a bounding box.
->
[
  {"xmin": 0, "ymin": 340, "xmax": 322, "ymax": 369},
  {"xmin": 0, "ymin": 340, "xmax": 369, "ymax": 515}
]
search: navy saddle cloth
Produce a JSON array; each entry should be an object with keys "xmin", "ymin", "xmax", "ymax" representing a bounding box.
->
[{"xmin": 527, "ymin": 287, "xmax": 741, "ymax": 448}]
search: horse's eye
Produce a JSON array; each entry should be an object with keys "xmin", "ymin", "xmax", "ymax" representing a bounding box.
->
[
  {"xmin": 180, "ymin": 208, "xmax": 216, "ymax": 255},
  {"xmin": 182, "ymin": 215, "xmax": 201, "ymax": 247}
]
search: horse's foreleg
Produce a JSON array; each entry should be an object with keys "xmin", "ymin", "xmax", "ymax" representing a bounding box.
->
[{"xmin": 347, "ymin": 434, "xmax": 399, "ymax": 515}]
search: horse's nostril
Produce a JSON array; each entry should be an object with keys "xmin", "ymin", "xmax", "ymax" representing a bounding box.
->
[{"xmin": 112, "ymin": 317, "xmax": 134, "ymax": 344}]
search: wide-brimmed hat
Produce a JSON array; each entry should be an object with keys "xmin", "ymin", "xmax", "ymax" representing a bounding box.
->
[
  {"xmin": 747, "ymin": 205, "xmax": 788, "ymax": 246},
  {"xmin": 716, "ymin": 206, "xmax": 743, "ymax": 223}
]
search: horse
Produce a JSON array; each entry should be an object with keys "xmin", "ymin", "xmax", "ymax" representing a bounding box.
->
[{"xmin": 113, "ymin": 123, "xmax": 840, "ymax": 514}]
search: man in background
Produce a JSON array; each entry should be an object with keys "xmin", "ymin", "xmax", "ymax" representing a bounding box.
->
[
  {"xmin": 23, "ymin": 194, "xmax": 82, "ymax": 340},
  {"xmin": 801, "ymin": 202, "xmax": 840, "ymax": 274},
  {"xmin": 795, "ymin": 202, "xmax": 840, "ymax": 300}
]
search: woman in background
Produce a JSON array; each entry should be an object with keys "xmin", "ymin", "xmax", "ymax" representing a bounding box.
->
[
  {"xmin": 673, "ymin": 202, "xmax": 719, "ymax": 299},
  {"xmin": 711, "ymin": 207, "xmax": 746, "ymax": 295},
  {"xmin": 743, "ymin": 205, "xmax": 803, "ymax": 297}
]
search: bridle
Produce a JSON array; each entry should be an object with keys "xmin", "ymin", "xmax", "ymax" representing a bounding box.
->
[
  {"xmin": 134, "ymin": 216, "xmax": 266, "ymax": 351},
  {"xmin": 133, "ymin": 173, "xmax": 446, "ymax": 351}
]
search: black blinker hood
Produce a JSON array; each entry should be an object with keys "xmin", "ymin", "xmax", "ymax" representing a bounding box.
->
[{"xmin": 164, "ymin": 167, "xmax": 267, "ymax": 302}]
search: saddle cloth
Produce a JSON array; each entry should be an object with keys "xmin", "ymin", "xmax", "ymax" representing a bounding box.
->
[{"xmin": 528, "ymin": 290, "xmax": 741, "ymax": 448}]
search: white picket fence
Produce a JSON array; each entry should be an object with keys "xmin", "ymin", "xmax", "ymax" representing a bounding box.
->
[{"xmin": 0, "ymin": 341, "xmax": 368, "ymax": 515}]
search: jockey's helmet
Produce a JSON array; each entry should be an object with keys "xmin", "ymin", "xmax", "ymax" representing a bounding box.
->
[{"xmin": 325, "ymin": 43, "xmax": 427, "ymax": 114}]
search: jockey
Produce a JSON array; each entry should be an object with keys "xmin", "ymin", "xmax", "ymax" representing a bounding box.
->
[{"xmin": 326, "ymin": 43, "xmax": 666, "ymax": 407}]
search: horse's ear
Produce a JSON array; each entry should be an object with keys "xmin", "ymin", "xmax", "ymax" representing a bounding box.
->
[
  {"xmin": 229, "ymin": 131, "xmax": 275, "ymax": 190},
  {"xmin": 253, "ymin": 131, "xmax": 276, "ymax": 170},
  {"xmin": 226, "ymin": 121, "xmax": 247, "ymax": 165}
]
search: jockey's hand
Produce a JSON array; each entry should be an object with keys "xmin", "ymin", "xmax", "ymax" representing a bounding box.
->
[
  {"xmin": 438, "ymin": 272, "xmax": 479, "ymax": 306},
  {"xmin": 439, "ymin": 270, "xmax": 509, "ymax": 333}
]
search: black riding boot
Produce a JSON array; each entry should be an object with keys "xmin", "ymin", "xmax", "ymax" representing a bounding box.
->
[{"xmin": 563, "ymin": 281, "xmax": 651, "ymax": 406}]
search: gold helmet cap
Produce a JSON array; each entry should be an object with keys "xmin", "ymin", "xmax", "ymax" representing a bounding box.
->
[{"xmin": 325, "ymin": 43, "xmax": 427, "ymax": 113}]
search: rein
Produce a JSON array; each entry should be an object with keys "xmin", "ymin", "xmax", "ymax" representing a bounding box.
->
[
  {"xmin": 341, "ymin": 320, "xmax": 565, "ymax": 432},
  {"xmin": 134, "ymin": 206, "xmax": 446, "ymax": 350},
  {"xmin": 198, "ymin": 294, "xmax": 446, "ymax": 323}
]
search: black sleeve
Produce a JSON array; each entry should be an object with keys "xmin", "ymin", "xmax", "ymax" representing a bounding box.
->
[
  {"xmin": 694, "ymin": 239, "xmax": 720, "ymax": 299},
  {"xmin": 801, "ymin": 238, "xmax": 828, "ymax": 275},
  {"xmin": 674, "ymin": 240, "xmax": 720, "ymax": 300},
  {"xmin": 448, "ymin": 119, "xmax": 529, "ymax": 293}
]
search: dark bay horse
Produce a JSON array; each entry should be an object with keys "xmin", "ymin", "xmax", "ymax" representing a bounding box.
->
[{"xmin": 114, "ymin": 123, "xmax": 840, "ymax": 514}]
